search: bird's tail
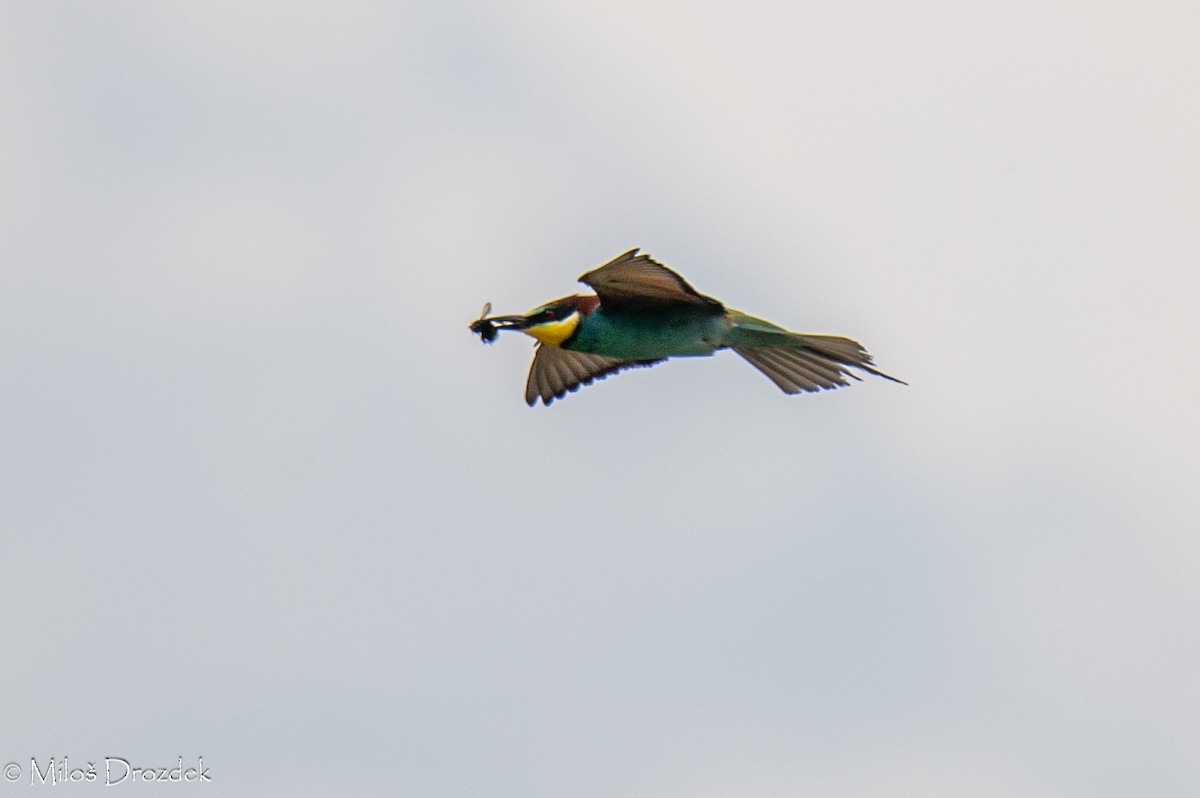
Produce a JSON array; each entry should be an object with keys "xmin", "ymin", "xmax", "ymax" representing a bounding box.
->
[{"xmin": 725, "ymin": 310, "xmax": 906, "ymax": 394}]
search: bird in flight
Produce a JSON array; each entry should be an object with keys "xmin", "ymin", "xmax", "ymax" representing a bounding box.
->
[{"xmin": 470, "ymin": 248, "xmax": 905, "ymax": 406}]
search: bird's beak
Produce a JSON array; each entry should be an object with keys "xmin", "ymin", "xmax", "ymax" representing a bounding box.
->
[
  {"xmin": 468, "ymin": 312, "xmax": 525, "ymax": 331},
  {"xmin": 478, "ymin": 314, "xmax": 529, "ymax": 331},
  {"xmin": 469, "ymin": 312, "xmax": 529, "ymax": 343}
]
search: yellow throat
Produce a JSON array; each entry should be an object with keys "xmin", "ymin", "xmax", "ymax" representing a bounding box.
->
[{"xmin": 524, "ymin": 311, "xmax": 579, "ymax": 346}]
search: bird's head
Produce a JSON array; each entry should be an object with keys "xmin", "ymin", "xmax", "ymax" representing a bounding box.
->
[{"xmin": 470, "ymin": 295, "xmax": 597, "ymax": 346}]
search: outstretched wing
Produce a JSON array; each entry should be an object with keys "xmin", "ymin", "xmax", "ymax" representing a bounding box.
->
[
  {"xmin": 579, "ymin": 249, "xmax": 723, "ymax": 310},
  {"xmin": 525, "ymin": 344, "xmax": 663, "ymax": 406}
]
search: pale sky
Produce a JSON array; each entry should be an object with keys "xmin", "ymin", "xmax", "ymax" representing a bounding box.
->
[{"xmin": 2, "ymin": 3, "xmax": 1198, "ymax": 796}]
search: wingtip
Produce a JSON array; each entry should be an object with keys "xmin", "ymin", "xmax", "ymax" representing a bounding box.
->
[{"xmin": 578, "ymin": 247, "xmax": 642, "ymax": 282}]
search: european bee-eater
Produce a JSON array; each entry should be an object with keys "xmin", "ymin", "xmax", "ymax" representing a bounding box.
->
[{"xmin": 470, "ymin": 248, "xmax": 904, "ymax": 406}]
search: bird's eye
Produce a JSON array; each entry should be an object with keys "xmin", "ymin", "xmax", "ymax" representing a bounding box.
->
[{"xmin": 543, "ymin": 308, "xmax": 556, "ymax": 320}]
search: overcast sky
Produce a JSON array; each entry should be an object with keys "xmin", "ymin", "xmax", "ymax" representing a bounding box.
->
[{"xmin": 2, "ymin": 2, "xmax": 1198, "ymax": 796}]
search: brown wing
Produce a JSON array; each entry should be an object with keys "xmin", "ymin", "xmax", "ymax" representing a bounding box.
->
[
  {"xmin": 579, "ymin": 249, "xmax": 723, "ymax": 309},
  {"xmin": 525, "ymin": 344, "xmax": 663, "ymax": 406}
]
